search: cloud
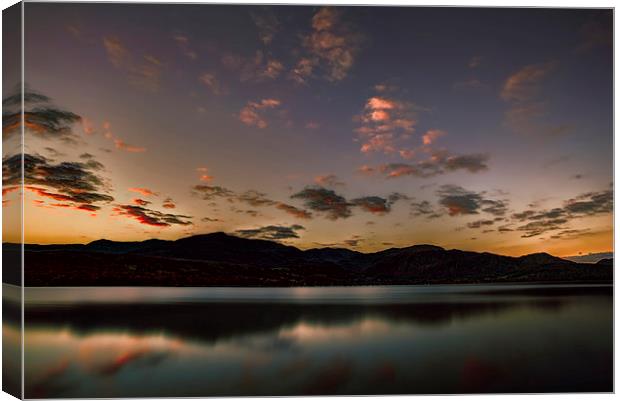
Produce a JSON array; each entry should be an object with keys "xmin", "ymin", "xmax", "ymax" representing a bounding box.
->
[
  {"xmin": 103, "ymin": 36, "xmax": 163, "ymax": 91},
  {"xmin": 102, "ymin": 121, "xmax": 146, "ymax": 153},
  {"xmin": 501, "ymin": 62, "xmax": 555, "ymax": 102},
  {"xmin": 239, "ymin": 98, "xmax": 281, "ymax": 128},
  {"xmin": 480, "ymin": 199, "xmax": 508, "ymax": 217},
  {"xmin": 509, "ymin": 188, "xmax": 612, "ymax": 238},
  {"xmin": 113, "ymin": 204, "xmax": 192, "ymax": 227},
  {"xmin": 290, "ymin": 186, "xmax": 405, "ymax": 220},
  {"xmin": 199, "ymin": 72, "xmax": 223, "ymax": 95},
  {"xmin": 237, "ymin": 190, "xmax": 277, "ymax": 207},
  {"xmin": 251, "ymin": 9, "xmax": 279, "ymax": 45},
  {"xmin": 314, "ymin": 174, "xmax": 344, "ymax": 187},
  {"xmin": 3, "ymin": 89, "xmax": 81, "ymax": 143},
  {"xmin": 468, "ymin": 56, "xmax": 482, "ymax": 68},
  {"xmin": 500, "ymin": 61, "xmax": 570, "ymax": 137},
  {"xmin": 113, "ymin": 138, "xmax": 146, "ymax": 153},
  {"xmin": 350, "ymin": 196, "xmax": 390, "ymax": 215},
  {"xmin": 239, "ymin": 51, "xmax": 284, "ymax": 82},
  {"xmin": 3, "ymin": 153, "xmax": 113, "ymax": 212},
  {"xmin": 466, "ymin": 219, "xmax": 495, "ymax": 229},
  {"xmin": 291, "ymin": 186, "xmax": 352, "ymax": 220},
  {"xmin": 128, "ymin": 187, "xmax": 158, "ymax": 197},
  {"xmin": 235, "ymin": 224, "xmax": 305, "ymax": 240},
  {"xmin": 275, "ymin": 203, "xmax": 313, "ymax": 219},
  {"xmin": 434, "ymin": 185, "xmax": 508, "ymax": 220},
  {"xmin": 132, "ymin": 198, "xmax": 151, "ymax": 206},
  {"xmin": 290, "ymin": 7, "xmax": 361, "ymax": 83},
  {"xmin": 196, "ymin": 167, "xmax": 214, "ymax": 182},
  {"xmin": 192, "ymin": 184, "xmax": 235, "ymax": 200},
  {"xmin": 421, "ymin": 129, "xmax": 446, "ymax": 146},
  {"xmin": 563, "ymin": 189, "xmax": 612, "ymax": 216},
  {"xmin": 173, "ymin": 34, "xmax": 197, "ymax": 60},
  {"xmin": 354, "ymin": 94, "xmax": 417, "ymax": 154},
  {"xmin": 436, "ymin": 185, "xmax": 484, "ymax": 216},
  {"xmin": 289, "ymin": 58, "xmax": 314, "ymax": 84},
  {"xmin": 365, "ymin": 152, "xmax": 489, "ymax": 179},
  {"xmin": 162, "ymin": 198, "xmax": 176, "ymax": 209},
  {"xmin": 410, "ymin": 200, "xmax": 442, "ymax": 219},
  {"xmin": 236, "ymin": 190, "xmax": 314, "ymax": 219}
]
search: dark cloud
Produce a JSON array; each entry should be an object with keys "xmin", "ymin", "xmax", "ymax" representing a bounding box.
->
[
  {"xmin": 291, "ymin": 186, "xmax": 352, "ymax": 220},
  {"xmin": 509, "ymin": 189, "xmax": 612, "ymax": 238},
  {"xmin": 201, "ymin": 216, "xmax": 220, "ymax": 223},
  {"xmin": 480, "ymin": 199, "xmax": 509, "ymax": 216},
  {"xmin": 236, "ymin": 190, "xmax": 277, "ymax": 207},
  {"xmin": 387, "ymin": 192, "xmax": 411, "ymax": 205},
  {"xmin": 276, "ymin": 203, "xmax": 313, "ymax": 219},
  {"xmin": 192, "ymin": 184, "xmax": 235, "ymax": 200},
  {"xmin": 3, "ymin": 89, "xmax": 82, "ymax": 144},
  {"xmin": 290, "ymin": 186, "xmax": 409, "ymax": 220},
  {"xmin": 410, "ymin": 200, "xmax": 442, "ymax": 219},
  {"xmin": 563, "ymin": 190, "xmax": 612, "ymax": 216},
  {"xmin": 436, "ymin": 185, "xmax": 484, "ymax": 216},
  {"xmin": 3, "ymin": 153, "xmax": 113, "ymax": 211},
  {"xmin": 517, "ymin": 218, "xmax": 568, "ymax": 238},
  {"xmin": 194, "ymin": 185, "xmax": 314, "ymax": 220},
  {"xmin": 113, "ymin": 204, "xmax": 192, "ymax": 227},
  {"xmin": 436, "ymin": 185, "xmax": 509, "ymax": 219},
  {"xmin": 373, "ymin": 152, "xmax": 489, "ymax": 179},
  {"xmin": 467, "ymin": 219, "xmax": 495, "ymax": 229},
  {"xmin": 235, "ymin": 224, "xmax": 305, "ymax": 240},
  {"xmin": 549, "ymin": 228, "xmax": 592, "ymax": 240},
  {"xmin": 350, "ymin": 196, "xmax": 390, "ymax": 214}
]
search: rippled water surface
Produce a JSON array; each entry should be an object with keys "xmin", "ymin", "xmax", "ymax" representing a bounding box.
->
[{"xmin": 3, "ymin": 284, "xmax": 613, "ymax": 397}]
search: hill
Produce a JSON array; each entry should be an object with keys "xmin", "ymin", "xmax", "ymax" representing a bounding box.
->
[{"xmin": 2, "ymin": 232, "xmax": 613, "ymax": 286}]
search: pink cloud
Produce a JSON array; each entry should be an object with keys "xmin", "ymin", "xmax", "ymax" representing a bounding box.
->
[
  {"xmin": 422, "ymin": 129, "xmax": 446, "ymax": 145},
  {"xmin": 239, "ymin": 99, "xmax": 282, "ymax": 129}
]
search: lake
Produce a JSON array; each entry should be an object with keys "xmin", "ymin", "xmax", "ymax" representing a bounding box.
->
[{"xmin": 3, "ymin": 284, "xmax": 613, "ymax": 397}]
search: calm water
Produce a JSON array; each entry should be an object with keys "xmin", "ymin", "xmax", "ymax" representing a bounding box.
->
[{"xmin": 3, "ymin": 284, "xmax": 613, "ymax": 397}]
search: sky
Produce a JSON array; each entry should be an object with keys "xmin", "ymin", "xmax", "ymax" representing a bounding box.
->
[{"xmin": 2, "ymin": 4, "xmax": 613, "ymax": 257}]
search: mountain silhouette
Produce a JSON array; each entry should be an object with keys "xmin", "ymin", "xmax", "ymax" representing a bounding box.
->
[{"xmin": 3, "ymin": 232, "xmax": 612, "ymax": 286}]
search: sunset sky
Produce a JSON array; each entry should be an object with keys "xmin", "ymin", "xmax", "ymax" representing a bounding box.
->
[{"xmin": 2, "ymin": 4, "xmax": 613, "ymax": 257}]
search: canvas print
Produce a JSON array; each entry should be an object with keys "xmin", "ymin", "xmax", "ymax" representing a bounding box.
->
[{"xmin": 2, "ymin": 2, "xmax": 613, "ymax": 398}]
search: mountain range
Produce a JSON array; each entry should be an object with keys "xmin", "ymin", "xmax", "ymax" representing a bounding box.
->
[{"xmin": 3, "ymin": 232, "xmax": 613, "ymax": 286}]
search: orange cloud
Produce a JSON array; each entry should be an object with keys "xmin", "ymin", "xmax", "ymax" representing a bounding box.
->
[
  {"xmin": 128, "ymin": 187, "xmax": 158, "ymax": 197},
  {"xmin": 366, "ymin": 97, "xmax": 397, "ymax": 110},
  {"xmin": 114, "ymin": 138, "xmax": 146, "ymax": 153},
  {"xmin": 422, "ymin": 129, "xmax": 446, "ymax": 145},
  {"xmin": 101, "ymin": 121, "xmax": 146, "ymax": 153},
  {"xmin": 196, "ymin": 167, "xmax": 214, "ymax": 182},
  {"xmin": 3, "ymin": 186, "xmax": 19, "ymax": 196},
  {"xmin": 132, "ymin": 198, "xmax": 151, "ymax": 206}
]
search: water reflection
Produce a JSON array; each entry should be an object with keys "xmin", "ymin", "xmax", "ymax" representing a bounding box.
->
[{"xmin": 6, "ymin": 285, "xmax": 613, "ymax": 397}]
